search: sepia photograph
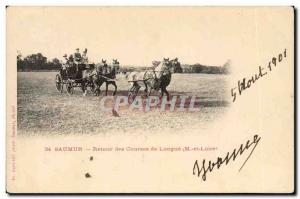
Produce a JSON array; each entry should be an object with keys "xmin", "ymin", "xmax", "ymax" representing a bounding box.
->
[{"xmin": 15, "ymin": 7, "xmax": 231, "ymax": 136}]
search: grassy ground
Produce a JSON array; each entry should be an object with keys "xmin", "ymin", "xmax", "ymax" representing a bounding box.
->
[{"xmin": 17, "ymin": 72, "xmax": 229, "ymax": 136}]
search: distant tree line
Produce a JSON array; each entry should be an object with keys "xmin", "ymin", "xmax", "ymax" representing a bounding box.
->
[
  {"xmin": 17, "ymin": 53, "xmax": 62, "ymax": 71},
  {"xmin": 120, "ymin": 60, "xmax": 230, "ymax": 75},
  {"xmin": 17, "ymin": 53, "xmax": 230, "ymax": 75},
  {"xmin": 181, "ymin": 62, "xmax": 230, "ymax": 74}
]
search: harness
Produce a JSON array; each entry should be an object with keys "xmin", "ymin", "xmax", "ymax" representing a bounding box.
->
[{"xmin": 128, "ymin": 68, "xmax": 169, "ymax": 83}]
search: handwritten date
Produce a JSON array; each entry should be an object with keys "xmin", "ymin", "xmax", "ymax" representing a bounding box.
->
[{"xmin": 231, "ymin": 49, "xmax": 287, "ymax": 102}]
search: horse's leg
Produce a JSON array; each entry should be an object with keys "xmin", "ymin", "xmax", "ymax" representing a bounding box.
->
[
  {"xmin": 112, "ymin": 81, "xmax": 117, "ymax": 96},
  {"xmin": 84, "ymin": 80, "xmax": 89, "ymax": 96},
  {"xmin": 128, "ymin": 82, "xmax": 140, "ymax": 103},
  {"xmin": 148, "ymin": 87, "xmax": 152, "ymax": 97},
  {"xmin": 96, "ymin": 81, "xmax": 101, "ymax": 96},
  {"xmin": 143, "ymin": 82, "xmax": 148, "ymax": 98},
  {"xmin": 81, "ymin": 79, "xmax": 87, "ymax": 96},
  {"xmin": 94, "ymin": 82, "xmax": 99, "ymax": 96},
  {"xmin": 98, "ymin": 80, "xmax": 104, "ymax": 95},
  {"xmin": 129, "ymin": 84, "xmax": 135, "ymax": 93},
  {"xmin": 93, "ymin": 79, "xmax": 99, "ymax": 96},
  {"xmin": 133, "ymin": 84, "xmax": 140, "ymax": 100},
  {"xmin": 128, "ymin": 85, "xmax": 135, "ymax": 103},
  {"xmin": 105, "ymin": 81, "xmax": 109, "ymax": 96},
  {"xmin": 81, "ymin": 80, "xmax": 85, "ymax": 93},
  {"xmin": 90, "ymin": 81, "xmax": 95, "ymax": 93},
  {"xmin": 160, "ymin": 87, "xmax": 164, "ymax": 99},
  {"xmin": 82, "ymin": 83, "xmax": 87, "ymax": 96},
  {"xmin": 134, "ymin": 85, "xmax": 141, "ymax": 100},
  {"xmin": 96, "ymin": 78, "xmax": 103, "ymax": 96},
  {"xmin": 163, "ymin": 87, "xmax": 170, "ymax": 101}
]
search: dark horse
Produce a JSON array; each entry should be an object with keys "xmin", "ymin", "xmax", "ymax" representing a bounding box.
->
[
  {"xmin": 81, "ymin": 63, "xmax": 102, "ymax": 96},
  {"xmin": 100, "ymin": 59, "xmax": 119, "ymax": 96},
  {"xmin": 92, "ymin": 59, "xmax": 120, "ymax": 96}
]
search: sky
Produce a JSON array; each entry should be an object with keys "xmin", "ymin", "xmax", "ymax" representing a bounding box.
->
[{"xmin": 6, "ymin": 7, "xmax": 292, "ymax": 67}]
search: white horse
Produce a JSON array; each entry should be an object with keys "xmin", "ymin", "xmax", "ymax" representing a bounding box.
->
[{"xmin": 127, "ymin": 58, "xmax": 174, "ymax": 101}]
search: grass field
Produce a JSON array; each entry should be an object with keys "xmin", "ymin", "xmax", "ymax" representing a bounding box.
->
[{"xmin": 17, "ymin": 72, "xmax": 230, "ymax": 136}]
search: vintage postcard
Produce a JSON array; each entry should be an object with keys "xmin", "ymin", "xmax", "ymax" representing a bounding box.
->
[{"xmin": 6, "ymin": 6, "xmax": 294, "ymax": 193}]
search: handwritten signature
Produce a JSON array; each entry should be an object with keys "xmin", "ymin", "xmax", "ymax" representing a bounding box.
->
[{"xmin": 193, "ymin": 134, "xmax": 261, "ymax": 181}]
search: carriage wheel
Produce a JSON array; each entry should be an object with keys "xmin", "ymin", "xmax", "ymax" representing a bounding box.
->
[
  {"xmin": 66, "ymin": 82, "xmax": 74, "ymax": 95},
  {"xmin": 55, "ymin": 74, "xmax": 63, "ymax": 93}
]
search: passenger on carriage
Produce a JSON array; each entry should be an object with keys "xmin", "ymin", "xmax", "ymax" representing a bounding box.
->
[
  {"xmin": 82, "ymin": 48, "xmax": 88, "ymax": 64},
  {"xmin": 63, "ymin": 54, "xmax": 68, "ymax": 61},
  {"xmin": 74, "ymin": 48, "xmax": 82, "ymax": 65},
  {"xmin": 68, "ymin": 54, "xmax": 74, "ymax": 63},
  {"xmin": 62, "ymin": 54, "xmax": 68, "ymax": 66},
  {"xmin": 67, "ymin": 54, "xmax": 79, "ymax": 73},
  {"xmin": 61, "ymin": 54, "xmax": 68, "ymax": 71},
  {"xmin": 59, "ymin": 54, "xmax": 69, "ymax": 76}
]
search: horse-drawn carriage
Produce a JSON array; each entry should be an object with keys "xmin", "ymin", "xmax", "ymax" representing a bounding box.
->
[
  {"xmin": 55, "ymin": 57, "xmax": 176, "ymax": 98},
  {"xmin": 55, "ymin": 63, "xmax": 95, "ymax": 94},
  {"xmin": 55, "ymin": 59, "xmax": 120, "ymax": 96}
]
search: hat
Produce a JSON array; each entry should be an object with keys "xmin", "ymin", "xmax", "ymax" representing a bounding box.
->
[
  {"xmin": 83, "ymin": 48, "xmax": 87, "ymax": 53},
  {"xmin": 76, "ymin": 48, "xmax": 79, "ymax": 50},
  {"xmin": 63, "ymin": 54, "xmax": 67, "ymax": 57}
]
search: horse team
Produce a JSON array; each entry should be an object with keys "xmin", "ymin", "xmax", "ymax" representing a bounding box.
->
[{"xmin": 61, "ymin": 57, "xmax": 181, "ymax": 100}]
